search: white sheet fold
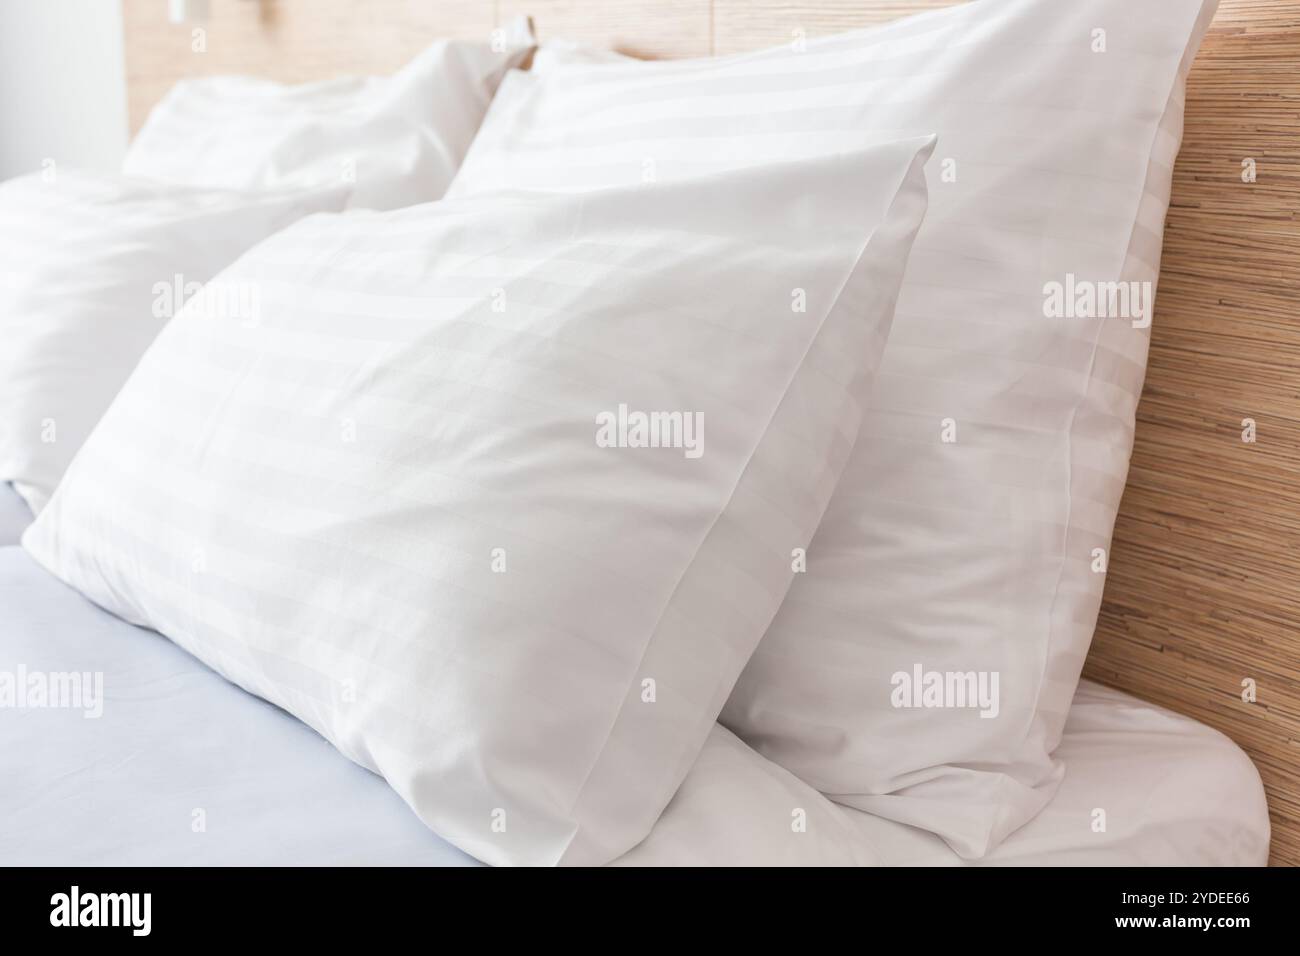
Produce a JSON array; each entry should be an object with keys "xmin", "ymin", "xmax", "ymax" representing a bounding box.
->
[{"xmin": 0, "ymin": 548, "xmax": 1267, "ymax": 866}]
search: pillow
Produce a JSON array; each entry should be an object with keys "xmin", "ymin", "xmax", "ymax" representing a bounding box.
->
[
  {"xmin": 0, "ymin": 170, "xmax": 347, "ymax": 515},
  {"xmin": 123, "ymin": 23, "xmax": 534, "ymax": 210},
  {"xmin": 447, "ymin": 0, "xmax": 1218, "ymax": 857},
  {"xmin": 530, "ymin": 40, "xmax": 633, "ymax": 72},
  {"xmin": 24, "ymin": 137, "xmax": 935, "ymax": 866}
]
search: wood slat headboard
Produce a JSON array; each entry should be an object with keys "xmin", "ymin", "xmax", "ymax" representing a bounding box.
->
[{"xmin": 122, "ymin": 0, "xmax": 1300, "ymax": 865}]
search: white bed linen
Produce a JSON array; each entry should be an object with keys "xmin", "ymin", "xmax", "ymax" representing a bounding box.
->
[
  {"xmin": 24, "ymin": 141, "xmax": 933, "ymax": 867},
  {"xmin": 623, "ymin": 681, "xmax": 1270, "ymax": 867},
  {"xmin": 0, "ymin": 548, "xmax": 1268, "ymax": 866},
  {"xmin": 0, "ymin": 486, "xmax": 31, "ymax": 547},
  {"xmin": 453, "ymin": 0, "xmax": 1220, "ymax": 859},
  {"xmin": 123, "ymin": 25, "xmax": 535, "ymax": 211}
]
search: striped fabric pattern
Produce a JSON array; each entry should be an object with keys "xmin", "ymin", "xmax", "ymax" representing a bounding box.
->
[
  {"xmin": 25, "ymin": 140, "xmax": 934, "ymax": 866},
  {"xmin": 449, "ymin": 0, "xmax": 1218, "ymax": 856},
  {"xmin": 0, "ymin": 171, "xmax": 347, "ymax": 515},
  {"xmin": 124, "ymin": 28, "xmax": 534, "ymax": 210}
]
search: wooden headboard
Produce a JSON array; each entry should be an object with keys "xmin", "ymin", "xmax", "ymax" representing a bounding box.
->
[{"xmin": 122, "ymin": 0, "xmax": 1300, "ymax": 866}]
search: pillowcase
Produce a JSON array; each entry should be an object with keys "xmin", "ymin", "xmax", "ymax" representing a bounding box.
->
[
  {"xmin": 0, "ymin": 170, "xmax": 347, "ymax": 515},
  {"xmin": 123, "ymin": 23, "xmax": 535, "ymax": 210},
  {"xmin": 447, "ymin": 0, "xmax": 1218, "ymax": 857},
  {"xmin": 530, "ymin": 40, "xmax": 633, "ymax": 72},
  {"xmin": 24, "ymin": 137, "xmax": 935, "ymax": 866}
]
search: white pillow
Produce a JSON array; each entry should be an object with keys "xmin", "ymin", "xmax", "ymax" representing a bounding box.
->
[
  {"xmin": 124, "ymin": 25, "xmax": 534, "ymax": 210},
  {"xmin": 448, "ymin": 0, "xmax": 1218, "ymax": 857},
  {"xmin": 0, "ymin": 170, "xmax": 347, "ymax": 515},
  {"xmin": 24, "ymin": 137, "xmax": 934, "ymax": 866},
  {"xmin": 530, "ymin": 40, "xmax": 633, "ymax": 72}
]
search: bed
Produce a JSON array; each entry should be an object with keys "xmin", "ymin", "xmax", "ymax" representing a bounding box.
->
[
  {"xmin": 0, "ymin": 485, "xmax": 32, "ymax": 548},
  {"xmin": 0, "ymin": 0, "xmax": 1292, "ymax": 868},
  {"xmin": 0, "ymin": 546, "xmax": 1269, "ymax": 866}
]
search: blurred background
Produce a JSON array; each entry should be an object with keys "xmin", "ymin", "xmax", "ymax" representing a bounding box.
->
[{"xmin": 0, "ymin": 0, "xmax": 128, "ymax": 179}]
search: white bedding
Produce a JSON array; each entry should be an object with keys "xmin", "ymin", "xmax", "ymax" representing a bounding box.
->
[
  {"xmin": 0, "ymin": 485, "xmax": 32, "ymax": 547},
  {"xmin": 22, "ymin": 141, "xmax": 934, "ymax": 867},
  {"xmin": 0, "ymin": 547, "xmax": 1268, "ymax": 866}
]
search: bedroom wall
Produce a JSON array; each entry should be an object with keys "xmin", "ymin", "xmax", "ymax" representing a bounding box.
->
[{"xmin": 0, "ymin": 0, "xmax": 129, "ymax": 181}]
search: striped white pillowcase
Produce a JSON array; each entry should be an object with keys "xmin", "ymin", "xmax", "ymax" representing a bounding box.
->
[
  {"xmin": 124, "ymin": 27, "xmax": 534, "ymax": 211},
  {"xmin": 25, "ymin": 138, "xmax": 934, "ymax": 865},
  {"xmin": 0, "ymin": 171, "xmax": 347, "ymax": 515},
  {"xmin": 449, "ymin": 0, "xmax": 1219, "ymax": 857}
]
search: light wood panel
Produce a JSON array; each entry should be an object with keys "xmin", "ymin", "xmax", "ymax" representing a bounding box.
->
[
  {"xmin": 121, "ymin": 0, "xmax": 1300, "ymax": 865},
  {"xmin": 502, "ymin": 0, "xmax": 710, "ymax": 59}
]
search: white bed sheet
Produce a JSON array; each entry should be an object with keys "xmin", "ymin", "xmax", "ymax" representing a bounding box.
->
[
  {"xmin": 0, "ymin": 547, "xmax": 1269, "ymax": 866},
  {"xmin": 623, "ymin": 683, "xmax": 1271, "ymax": 866},
  {"xmin": 0, "ymin": 484, "xmax": 32, "ymax": 547}
]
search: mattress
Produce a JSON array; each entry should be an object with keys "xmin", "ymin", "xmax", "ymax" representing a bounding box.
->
[
  {"xmin": 0, "ymin": 547, "xmax": 1269, "ymax": 866},
  {"xmin": 0, "ymin": 484, "xmax": 32, "ymax": 546}
]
